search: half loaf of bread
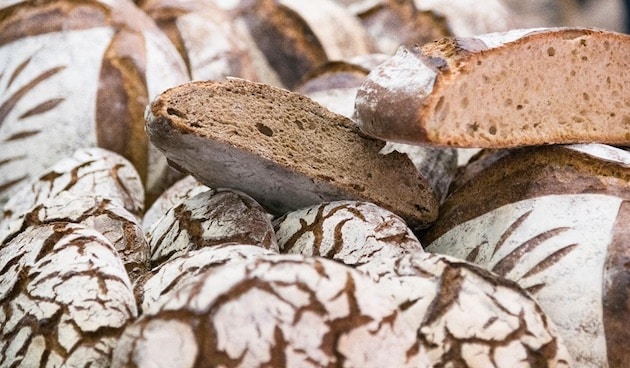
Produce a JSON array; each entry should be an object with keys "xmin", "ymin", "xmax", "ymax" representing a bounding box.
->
[
  {"xmin": 354, "ymin": 27, "xmax": 630, "ymax": 147},
  {"xmin": 145, "ymin": 78, "xmax": 440, "ymax": 231}
]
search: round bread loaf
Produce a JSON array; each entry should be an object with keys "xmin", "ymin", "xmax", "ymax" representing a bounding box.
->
[
  {"xmin": 112, "ymin": 255, "xmax": 430, "ymax": 367},
  {"xmin": 1, "ymin": 147, "xmax": 145, "ymax": 224},
  {"xmin": 423, "ymin": 144, "xmax": 630, "ymax": 367},
  {"xmin": 414, "ymin": 0, "xmax": 517, "ymax": 37},
  {"xmin": 0, "ymin": 0, "xmax": 189, "ymax": 207},
  {"xmin": 357, "ymin": 251, "xmax": 573, "ymax": 367},
  {"xmin": 134, "ymin": 244, "xmax": 276, "ymax": 314},
  {"xmin": 1, "ymin": 191, "xmax": 149, "ymax": 282},
  {"xmin": 274, "ymin": 200, "xmax": 424, "ymax": 265},
  {"xmin": 146, "ymin": 78, "xmax": 441, "ymax": 232},
  {"xmin": 0, "ymin": 222, "xmax": 136, "ymax": 367},
  {"xmin": 147, "ymin": 188, "xmax": 278, "ymax": 267},
  {"xmin": 350, "ymin": 0, "xmax": 451, "ymax": 54},
  {"xmin": 142, "ymin": 175, "xmax": 210, "ymax": 233}
]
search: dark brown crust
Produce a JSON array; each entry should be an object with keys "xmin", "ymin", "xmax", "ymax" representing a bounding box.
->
[
  {"xmin": 238, "ymin": 0, "xmax": 328, "ymax": 89},
  {"xmin": 421, "ymin": 145, "xmax": 630, "ymax": 243},
  {"xmin": 96, "ymin": 30, "xmax": 150, "ymax": 184},
  {"xmin": 0, "ymin": 1, "xmax": 110, "ymax": 46},
  {"xmin": 603, "ymin": 200, "xmax": 630, "ymax": 368},
  {"xmin": 294, "ymin": 61, "xmax": 370, "ymax": 94},
  {"xmin": 353, "ymin": 47, "xmax": 439, "ymax": 143},
  {"xmin": 356, "ymin": 0, "xmax": 450, "ymax": 50}
]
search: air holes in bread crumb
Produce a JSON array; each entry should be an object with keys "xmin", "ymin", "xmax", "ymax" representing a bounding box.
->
[
  {"xmin": 516, "ymin": 104, "xmax": 524, "ymax": 110},
  {"xmin": 547, "ymin": 47, "xmax": 555, "ymax": 56},
  {"xmin": 488, "ymin": 126, "xmax": 497, "ymax": 135},
  {"xmin": 583, "ymin": 93, "xmax": 590, "ymax": 101},
  {"xmin": 167, "ymin": 107, "xmax": 186, "ymax": 119},
  {"xmin": 351, "ymin": 183, "xmax": 365, "ymax": 192},
  {"xmin": 256, "ymin": 123, "xmax": 274, "ymax": 137}
]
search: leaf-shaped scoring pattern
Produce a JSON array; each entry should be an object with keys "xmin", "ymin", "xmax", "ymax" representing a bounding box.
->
[
  {"xmin": 0, "ymin": 27, "xmax": 116, "ymax": 205},
  {"xmin": 0, "ymin": 56, "xmax": 65, "ymax": 194},
  {"xmin": 426, "ymin": 193, "xmax": 625, "ymax": 366}
]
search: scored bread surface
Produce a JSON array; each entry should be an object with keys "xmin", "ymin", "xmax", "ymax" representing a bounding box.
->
[
  {"xmin": 146, "ymin": 78, "xmax": 438, "ymax": 231},
  {"xmin": 354, "ymin": 27, "xmax": 630, "ymax": 147}
]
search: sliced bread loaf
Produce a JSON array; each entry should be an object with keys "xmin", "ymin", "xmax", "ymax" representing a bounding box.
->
[
  {"xmin": 354, "ymin": 27, "xmax": 630, "ymax": 147},
  {"xmin": 145, "ymin": 78, "xmax": 439, "ymax": 231}
]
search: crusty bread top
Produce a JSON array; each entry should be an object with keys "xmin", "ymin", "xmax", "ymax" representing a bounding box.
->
[
  {"xmin": 354, "ymin": 27, "xmax": 630, "ymax": 148},
  {"xmin": 146, "ymin": 78, "xmax": 439, "ymax": 231},
  {"xmin": 422, "ymin": 144, "xmax": 630, "ymax": 243}
]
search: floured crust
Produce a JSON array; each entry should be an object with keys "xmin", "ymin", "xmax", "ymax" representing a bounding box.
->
[
  {"xmin": 354, "ymin": 27, "xmax": 630, "ymax": 147},
  {"xmin": 113, "ymin": 255, "xmax": 428, "ymax": 367},
  {"xmin": 422, "ymin": 143, "xmax": 630, "ymax": 366},
  {"xmin": 423, "ymin": 144, "xmax": 630, "ymax": 243}
]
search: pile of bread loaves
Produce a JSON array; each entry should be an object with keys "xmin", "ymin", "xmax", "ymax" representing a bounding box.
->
[{"xmin": 1, "ymin": 0, "xmax": 629, "ymax": 367}]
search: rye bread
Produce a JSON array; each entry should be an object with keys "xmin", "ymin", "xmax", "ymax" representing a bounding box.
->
[
  {"xmin": 146, "ymin": 78, "xmax": 439, "ymax": 231},
  {"xmin": 354, "ymin": 27, "xmax": 630, "ymax": 147},
  {"xmin": 422, "ymin": 144, "xmax": 630, "ymax": 366}
]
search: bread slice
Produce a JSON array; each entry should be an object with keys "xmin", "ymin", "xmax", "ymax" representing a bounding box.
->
[
  {"xmin": 353, "ymin": 27, "xmax": 630, "ymax": 147},
  {"xmin": 145, "ymin": 78, "xmax": 440, "ymax": 231}
]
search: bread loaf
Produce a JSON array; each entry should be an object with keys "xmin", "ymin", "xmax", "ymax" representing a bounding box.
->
[
  {"xmin": 1, "ymin": 192, "xmax": 149, "ymax": 282},
  {"xmin": 0, "ymin": 0, "xmax": 189, "ymax": 207},
  {"xmin": 1, "ymin": 148, "xmax": 145, "ymax": 225},
  {"xmin": 0, "ymin": 222, "xmax": 136, "ymax": 367},
  {"xmin": 146, "ymin": 78, "xmax": 440, "ymax": 231},
  {"xmin": 414, "ymin": 0, "xmax": 517, "ymax": 37},
  {"xmin": 134, "ymin": 244, "xmax": 276, "ymax": 314},
  {"xmin": 357, "ymin": 251, "xmax": 572, "ymax": 367},
  {"xmin": 141, "ymin": 175, "xmax": 210, "ymax": 233},
  {"xmin": 113, "ymin": 255, "xmax": 430, "ymax": 367},
  {"xmin": 274, "ymin": 200, "xmax": 424, "ymax": 265},
  {"xmin": 423, "ymin": 144, "xmax": 630, "ymax": 367},
  {"xmin": 350, "ymin": 0, "xmax": 451, "ymax": 54},
  {"xmin": 147, "ymin": 188, "xmax": 278, "ymax": 267},
  {"xmin": 354, "ymin": 27, "xmax": 630, "ymax": 147}
]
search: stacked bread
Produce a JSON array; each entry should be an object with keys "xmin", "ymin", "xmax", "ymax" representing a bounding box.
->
[{"xmin": 1, "ymin": 0, "xmax": 629, "ymax": 367}]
